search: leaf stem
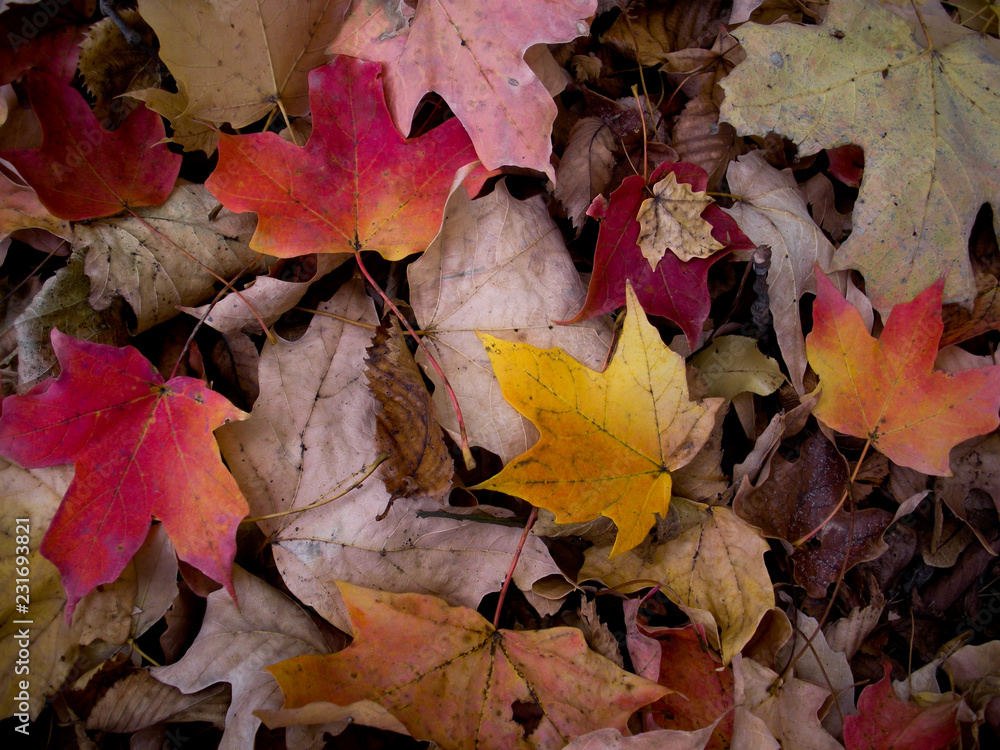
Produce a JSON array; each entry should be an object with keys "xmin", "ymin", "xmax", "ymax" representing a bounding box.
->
[
  {"xmin": 352, "ymin": 251, "xmax": 476, "ymax": 470},
  {"xmin": 493, "ymin": 506, "xmax": 537, "ymax": 629},
  {"xmin": 242, "ymin": 452, "xmax": 388, "ymax": 523},
  {"xmin": 168, "ymin": 254, "xmax": 264, "ymax": 380}
]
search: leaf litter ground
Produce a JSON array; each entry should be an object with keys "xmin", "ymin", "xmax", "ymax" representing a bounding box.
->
[{"xmin": 1, "ymin": 1, "xmax": 1000, "ymax": 749}]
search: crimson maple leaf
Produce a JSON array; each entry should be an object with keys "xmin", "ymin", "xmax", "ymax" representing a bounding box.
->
[
  {"xmin": 564, "ymin": 161, "xmax": 753, "ymax": 346},
  {"xmin": 0, "ymin": 72, "xmax": 181, "ymax": 220},
  {"xmin": 206, "ymin": 56, "xmax": 479, "ymax": 259},
  {"xmin": 0, "ymin": 331, "xmax": 249, "ymax": 616}
]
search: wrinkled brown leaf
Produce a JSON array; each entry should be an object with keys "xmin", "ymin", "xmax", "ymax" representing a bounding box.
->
[{"xmin": 366, "ymin": 319, "xmax": 453, "ymax": 505}]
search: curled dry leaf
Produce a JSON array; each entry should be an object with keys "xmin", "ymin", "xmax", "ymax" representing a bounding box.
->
[
  {"xmin": 366, "ymin": 319, "xmax": 453, "ymax": 504},
  {"xmin": 636, "ymin": 171, "xmax": 723, "ymax": 267}
]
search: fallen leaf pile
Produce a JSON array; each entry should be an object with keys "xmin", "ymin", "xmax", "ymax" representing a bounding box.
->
[{"xmin": 1, "ymin": 0, "xmax": 1000, "ymax": 748}]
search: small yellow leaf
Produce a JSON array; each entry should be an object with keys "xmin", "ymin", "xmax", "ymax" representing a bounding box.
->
[
  {"xmin": 474, "ymin": 284, "xmax": 723, "ymax": 556},
  {"xmin": 636, "ymin": 171, "xmax": 723, "ymax": 268},
  {"xmin": 690, "ymin": 335, "xmax": 786, "ymax": 399}
]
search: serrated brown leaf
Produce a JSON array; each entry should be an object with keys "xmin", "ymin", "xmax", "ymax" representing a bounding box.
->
[{"xmin": 366, "ymin": 319, "xmax": 453, "ymax": 504}]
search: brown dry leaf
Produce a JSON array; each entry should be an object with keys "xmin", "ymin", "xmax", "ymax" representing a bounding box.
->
[
  {"xmin": 217, "ymin": 280, "xmax": 567, "ymax": 634},
  {"xmin": 799, "ymin": 174, "xmax": 852, "ymax": 241},
  {"xmin": 127, "ymin": 88, "xmax": 219, "ymax": 155},
  {"xmin": 636, "ymin": 171, "xmax": 723, "ymax": 267},
  {"xmin": 580, "ymin": 500, "xmax": 773, "ymax": 663},
  {"xmin": 407, "ymin": 181, "xmax": 612, "ymax": 463},
  {"xmin": 739, "ymin": 656, "xmax": 842, "ymax": 750},
  {"xmin": 81, "ymin": 182, "xmax": 265, "ymax": 333},
  {"xmin": 735, "ymin": 432, "xmax": 893, "ymax": 598},
  {"xmin": 936, "ymin": 433, "xmax": 1000, "ymax": 550},
  {"xmin": 721, "ymin": 151, "xmax": 835, "ymax": 393},
  {"xmin": 151, "ymin": 566, "xmax": 328, "ymax": 749},
  {"xmin": 77, "ymin": 10, "xmax": 159, "ymax": 126},
  {"xmin": 779, "ymin": 611, "xmax": 855, "ymax": 738},
  {"xmin": 366, "ymin": 319, "xmax": 453, "ymax": 504},
  {"xmin": 559, "ymin": 724, "xmax": 719, "ymax": 749},
  {"xmin": 86, "ymin": 670, "xmax": 228, "ymax": 733},
  {"xmin": 941, "ymin": 273, "xmax": 1000, "ymax": 347},
  {"xmin": 554, "ymin": 117, "xmax": 617, "ymax": 230},
  {"xmin": 180, "ymin": 254, "xmax": 346, "ymax": 335},
  {"xmin": 267, "ymin": 582, "xmax": 668, "ymax": 750},
  {"xmin": 71, "ymin": 524, "xmax": 177, "ymax": 651},
  {"xmin": 14, "ymin": 249, "xmax": 127, "ymax": 391},
  {"xmin": 0, "ymin": 459, "xmax": 75, "ymax": 721},
  {"xmin": 136, "ymin": 0, "xmax": 348, "ymax": 129},
  {"xmin": 600, "ymin": 0, "xmax": 724, "ymax": 66},
  {"xmin": 0, "ymin": 171, "xmax": 70, "ymax": 242}
]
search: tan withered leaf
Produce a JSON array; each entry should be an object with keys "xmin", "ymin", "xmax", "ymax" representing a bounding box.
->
[
  {"xmin": 365, "ymin": 319, "xmax": 453, "ymax": 504},
  {"xmin": 636, "ymin": 171, "xmax": 723, "ymax": 267}
]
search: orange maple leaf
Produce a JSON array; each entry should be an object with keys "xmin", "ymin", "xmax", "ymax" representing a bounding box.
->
[
  {"xmin": 266, "ymin": 581, "xmax": 667, "ymax": 750},
  {"xmin": 806, "ymin": 269, "xmax": 1000, "ymax": 475}
]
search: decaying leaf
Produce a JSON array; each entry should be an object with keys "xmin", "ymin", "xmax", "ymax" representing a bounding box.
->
[
  {"xmin": 580, "ymin": 499, "xmax": 773, "ymax": 663},
  {"xmin": 721, "ymin": 0, "xmax": 1000, "ymax": 311},
  {"xmin": 80, "ymin": 182, "xmax": 264, "ymax": 333},
  {"xmin": 689, "ymin": 335, "xmax": 784, "ymax": 400},
  {"xmin": 735, "ymin": 432, "xmax": 893, "ymax": 598},
  {"xmin": 136, "ymin": 0, "xmax": 348, "ymax": 129},
  {"xmin": 366, "ymin": 319, "xmax": 453, "ymax": 504},
  {"xmin": 636, "ymin": 171, "xmax": 723, "ymax": 267},
  {"xmin": 267, "ymin": 581, "xmax": 668, "ymax": 750}
]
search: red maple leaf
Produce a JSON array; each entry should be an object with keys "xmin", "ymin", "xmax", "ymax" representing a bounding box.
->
[
  {"xmin": 564, "ymin": 161, "xmax": 753, "ymax": 346},
  {"xmin": 843, "ymin": 661, "xmax": 961, "ymax": 750},
  {"xmin": 0, "ymin": 72, "xmax": 181, "ymax": 220},
  {"xmin": 206, "ymin": 56, "xmax": 479, "ymax": 260},
  {"xmin": 0, "ymin": 5, "xmax": 84, "ymax": 85},
  {"xmin": 0, "ymin": 331, "xmax": 249, "ymax": 616}
]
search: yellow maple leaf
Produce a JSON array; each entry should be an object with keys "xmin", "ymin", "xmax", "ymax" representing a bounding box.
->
[
  {"xmin": 474, "ymin": 285, "xmax": 724, "ymax": 556},
  {"xmin": 636, "ymin": 171, "xmax": 723, "ymax": 267}
]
